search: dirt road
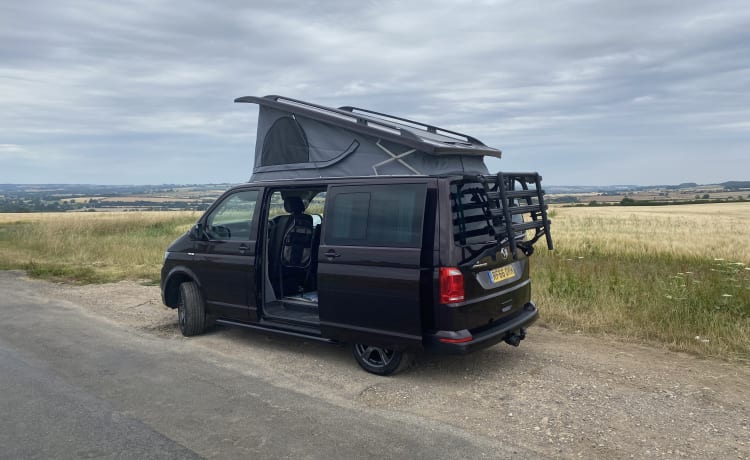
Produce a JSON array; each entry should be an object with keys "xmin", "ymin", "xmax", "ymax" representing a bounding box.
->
[{"xmin": 3, "ymin": 271, "xmax": 748, "ymax": 459}]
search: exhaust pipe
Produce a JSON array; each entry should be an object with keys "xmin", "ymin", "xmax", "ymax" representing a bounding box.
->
[{"xmin": 504, "ymin": 328, "xmax": 527, "ymax": 347}]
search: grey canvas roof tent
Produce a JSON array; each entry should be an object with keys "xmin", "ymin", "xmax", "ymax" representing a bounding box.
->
[{"xmin": 234, "ymin": 95, "xmax": 503, "ymax": 182}]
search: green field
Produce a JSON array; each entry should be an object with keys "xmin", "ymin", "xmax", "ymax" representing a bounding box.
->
[{"xmin": 1, "ymin": 204, "xmax": 748, "ymax": 361}]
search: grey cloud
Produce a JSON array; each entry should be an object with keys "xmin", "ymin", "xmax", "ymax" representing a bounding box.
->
[{"xmin": 1, "ymin": 0, "xmax": 748, "ymax": 184}]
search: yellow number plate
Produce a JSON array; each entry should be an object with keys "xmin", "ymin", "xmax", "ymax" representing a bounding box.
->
[{"xmin": 489, "ymin": 265, "xmax": 516, "ymax": 284}]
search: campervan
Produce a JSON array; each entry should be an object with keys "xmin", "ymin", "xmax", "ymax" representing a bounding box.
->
[{"xmin": 161, "ymin": 95, "xmax": 553, "ymax": 375}]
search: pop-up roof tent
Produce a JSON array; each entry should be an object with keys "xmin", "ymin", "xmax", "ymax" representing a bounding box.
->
[{"xmin": 234, "ymin": 95, "xmax": 503, "ymax": 182}]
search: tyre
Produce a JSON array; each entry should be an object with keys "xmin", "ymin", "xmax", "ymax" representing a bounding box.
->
[
  {"xmin": 351, "ymin": 343, "xmax": 411, "ymax": 376},
  {"xmin": 178, "ymin": 281, "xmax": 206, "ymax": 337}
]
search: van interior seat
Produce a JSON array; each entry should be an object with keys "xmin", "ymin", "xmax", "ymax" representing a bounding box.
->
[
  {"xmin": 268, "ymin": 196, "xmax": 314, "ymax": 297},
  {"xmin": 303, "ymin": 223, "xmax": 322, "ymax": 292}
]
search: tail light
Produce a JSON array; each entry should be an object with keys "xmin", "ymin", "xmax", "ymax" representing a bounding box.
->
[{"xmin": 439, "ymin": 267, "xmax": 464, "ymax": 304}]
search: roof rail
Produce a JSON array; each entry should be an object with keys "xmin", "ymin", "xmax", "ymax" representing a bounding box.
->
[{"xmin": 339, "ymin": 105, "xmax": 485, "ymax": 146}]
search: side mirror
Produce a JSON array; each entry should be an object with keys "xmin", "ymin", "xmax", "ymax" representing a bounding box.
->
[{"xmin": 189, "ymin": 223, "xmax": 205, "ymax": 241}]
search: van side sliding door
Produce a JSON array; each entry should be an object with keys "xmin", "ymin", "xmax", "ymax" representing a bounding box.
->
[{"xmin": 317, "ymin": 183, "xmax": 427, "ymax": 348}]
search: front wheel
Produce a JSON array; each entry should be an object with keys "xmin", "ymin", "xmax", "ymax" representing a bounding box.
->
[
  {"xmin": 351, "ymin": 343, "xmax": 410, "ymax": 376},
  {"xmin": 178, "ymin": 281, "xmax": 206, "ymax": 337}
]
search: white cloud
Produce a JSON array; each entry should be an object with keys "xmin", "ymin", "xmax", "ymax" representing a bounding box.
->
[
  {"xmin": 0, "ymin": 143, "xmax": 70, "ymax": 163},
  {"xmin": 0, "ymin": 144, "xmax": 29, "ymax": 158},
  {"xmin": 708, "ymin": 121, "xmax": 750, "ymax": 132}
]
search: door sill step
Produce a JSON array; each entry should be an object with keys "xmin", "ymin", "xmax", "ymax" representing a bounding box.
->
[{"xmin": 215, "ymin": 318, "xmax": 333, "ymax": 343}]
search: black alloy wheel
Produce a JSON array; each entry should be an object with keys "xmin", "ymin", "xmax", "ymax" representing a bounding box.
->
[{"xmin": 351, "ymin": 343, "xmax": 408, "ymax": 376}]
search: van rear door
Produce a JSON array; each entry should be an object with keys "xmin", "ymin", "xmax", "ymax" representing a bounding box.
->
[
  {"xmin": 439, "ymin": 174, "xmax": 552, "ymax": 331},
  {"xmin": 317, "ymin": 182, "xmax": 428, "ymax": 348}
]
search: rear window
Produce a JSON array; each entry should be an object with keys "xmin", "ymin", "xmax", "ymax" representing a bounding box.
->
[{"xmin": 326, "ymin": 184, "xmax": 426, "ymax": 247}]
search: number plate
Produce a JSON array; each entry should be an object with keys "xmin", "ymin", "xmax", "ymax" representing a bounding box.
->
[{"xmin": 489, "ymin": 265, "xmax": 516, "ymax": 284}]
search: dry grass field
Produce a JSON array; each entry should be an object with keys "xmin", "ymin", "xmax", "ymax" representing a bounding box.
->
[
  {"xmin": 546, "ymin": 203, "xmax": 750, "ymax": 261},
  {"xmin": 0, "ymin": 203, "xmax": 748, "ymax": 360},
  {"xmin": 0, "ymin": 212, "xmax": 200, "ymax": 283},
  {"xmin": 534, "ymin": 202, "xmax": 749, "ymax": 361}
]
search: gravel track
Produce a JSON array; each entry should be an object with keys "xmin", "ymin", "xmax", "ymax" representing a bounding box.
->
[{"xmin": 31, "ymin": 274, "xmax": 750, "ymax": 459}]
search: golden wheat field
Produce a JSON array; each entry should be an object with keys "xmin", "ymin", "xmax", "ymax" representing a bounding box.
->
[{"xmin": 547, "ymin": 202, "xmax": 750, "ymax": 262}]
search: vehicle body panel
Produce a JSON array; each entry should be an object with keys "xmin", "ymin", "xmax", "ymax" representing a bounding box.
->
[{"xmin": 161, "ymin": 174, "xmax": 546, "ymax": 355}]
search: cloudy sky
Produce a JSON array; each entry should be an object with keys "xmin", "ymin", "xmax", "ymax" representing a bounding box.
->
[{"xmin": 1, "ymin": 0, "xmax": 748, "ymax": 185}]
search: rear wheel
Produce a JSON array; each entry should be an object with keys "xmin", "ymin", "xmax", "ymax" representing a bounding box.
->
[
  {"xmin": 351, "ymin": 343, "xmax": 410, "ymax": 376},
  {"xmin": 178, "ymin": 282, "xmax": 206, "ymax": 337}
]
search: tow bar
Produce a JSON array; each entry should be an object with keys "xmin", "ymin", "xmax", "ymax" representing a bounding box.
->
[{"xmin": 504, "ymin": 328, "xmax": 527, "ymax": 347}]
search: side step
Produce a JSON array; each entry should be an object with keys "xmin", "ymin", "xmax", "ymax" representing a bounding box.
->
[{"xmin": 215, "ymin": 318, "xmax": 337, "ymax": 344}]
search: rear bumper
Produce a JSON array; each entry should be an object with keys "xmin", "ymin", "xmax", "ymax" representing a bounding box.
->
[{"xmin": 424, "ymin": 302, "xmax": 538, "ymax": 354}]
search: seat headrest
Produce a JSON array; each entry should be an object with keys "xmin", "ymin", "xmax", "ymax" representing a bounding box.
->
[{"xmin": 283, "ymin": 196, "xmax": 305, "ymax": 214}]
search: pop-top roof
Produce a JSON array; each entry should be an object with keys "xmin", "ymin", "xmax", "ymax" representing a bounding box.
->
[{"xmin": 234, "ymin": 95, "xmax": 501, "ymax": 181}]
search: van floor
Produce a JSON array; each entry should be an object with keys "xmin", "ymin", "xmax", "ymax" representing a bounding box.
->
[{"xmin": 263, "ymin": 295, "xmax": 319, "ymax": 325}]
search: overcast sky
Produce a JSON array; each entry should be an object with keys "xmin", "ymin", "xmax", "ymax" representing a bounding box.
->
[{"xmin": 1, "ymin": 0, "xmax": 748, "ymax": 185}]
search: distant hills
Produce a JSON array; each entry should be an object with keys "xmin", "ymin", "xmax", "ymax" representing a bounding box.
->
[
  {"xmin": 545, "ymin": 181, "xmax": 750, "ymax": 206},
  {"xmin": 545, "ymin": 181, "xmax": 750, "ymax": 195},
  {"xmin": 2, "ymin": 181, "xmax": 748, "ymax": 196},
  {"xmin": 0, "ymin": 181, "xmax": 747, "ymax": 212},
  {"xmin": 0, "ymin": 184, "xmax": 235, "ymax": 213},
  {"xmin": 0, "ymin": 183, "xmax": 235, "ymax": 194}
]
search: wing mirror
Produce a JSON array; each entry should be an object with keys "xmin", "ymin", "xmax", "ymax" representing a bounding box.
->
[{"xmin": 189, "ymin": 223, "xmax": 205, "ymax": 241}]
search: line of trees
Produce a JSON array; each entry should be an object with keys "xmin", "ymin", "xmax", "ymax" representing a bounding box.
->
[{"xmin": 0, "ymin": 197, "xmax": 211, "ymax": 212}]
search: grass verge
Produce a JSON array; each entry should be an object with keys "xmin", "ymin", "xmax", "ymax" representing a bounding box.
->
[
  {"xmin": 534, "ymin": 203, "xmax": 749, "ymax": 362},
  {"xmin": 534, "ymin": 250, "xmax": 749, "ymax": 362}
]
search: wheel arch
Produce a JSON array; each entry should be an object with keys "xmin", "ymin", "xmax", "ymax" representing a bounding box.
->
[{"xmin": 163, "ymin": 267, "xmax": 201, "ymax": 308}]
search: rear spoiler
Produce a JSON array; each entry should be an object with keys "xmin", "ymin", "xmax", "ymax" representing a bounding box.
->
[{"xmin": 452, "ymin": 172, "xmax": 553, "ymax": 259}]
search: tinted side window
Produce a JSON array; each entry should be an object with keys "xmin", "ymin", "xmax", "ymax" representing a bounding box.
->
[
  {"xmin": 205, "ymin": 190, "xmax": 258, "ymax": 241},
  {"xmin": 326, "ymin": 184, "xmax": 425, "ymax": 247},
  {"xmin": 329, "ymin": 192, "xmax": 369, "ymax": 241}
]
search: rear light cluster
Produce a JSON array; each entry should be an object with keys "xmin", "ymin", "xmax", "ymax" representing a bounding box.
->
[
  {"xmin": 438, "ymin": 336, "xmax": 472, "ymax": 344},
  {"xmin": 439, "ymin": 267, "xmax": 464, "ymax": 304}
]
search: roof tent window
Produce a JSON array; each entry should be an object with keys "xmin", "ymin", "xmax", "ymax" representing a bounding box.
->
[{"xmin": 261, "ymin": 116, "xmax": 309, "ymax": 166}]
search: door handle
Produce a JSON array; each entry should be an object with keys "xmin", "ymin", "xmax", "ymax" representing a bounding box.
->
[
  {"xmin": 324, "ymin": 249, "xmax": 341, "ymax": 259},
  {"xmin": 238, "ymin": 243, "xmax": 249, "ymax": 254}
]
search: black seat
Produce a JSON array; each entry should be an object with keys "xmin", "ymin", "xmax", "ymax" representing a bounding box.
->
[
  {"xmin": 268, "ymin": 196, "xmax": 313, "ymax": 297},
  {"xmin": 303, "ymin": 223, "xmax": 322, "ymax": 292}
]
